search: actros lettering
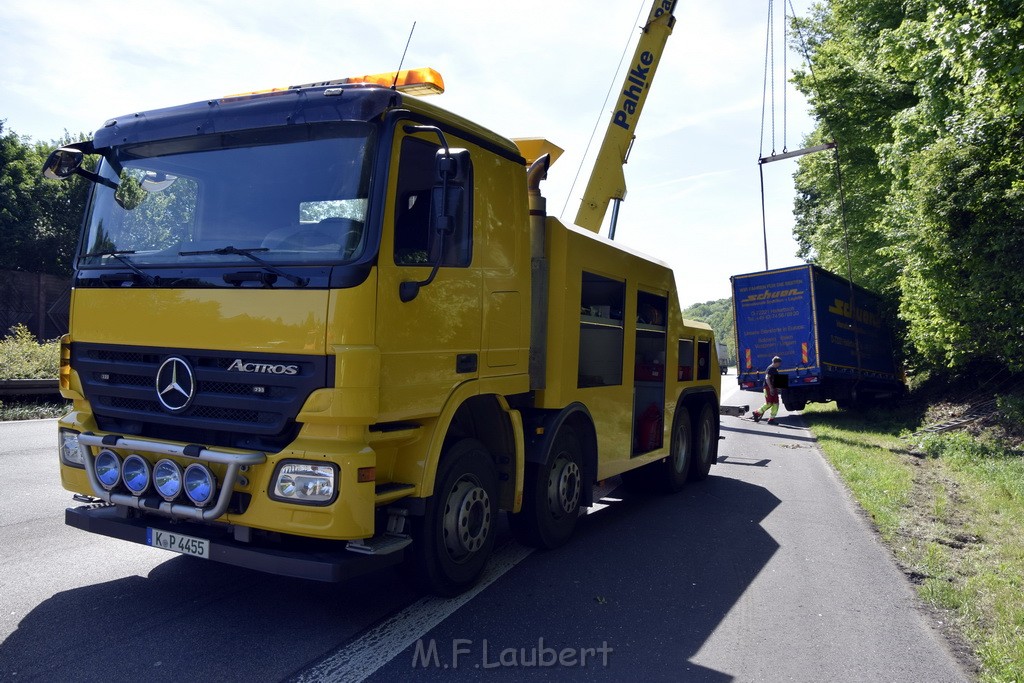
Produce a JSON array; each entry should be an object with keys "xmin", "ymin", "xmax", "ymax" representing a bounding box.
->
[
  {"xmin": 227, "ymin": 359, "xmax": 299, "ymax": 375},
  {"xmin": 613, "ymin": 51, "xmax": 655, "ymax": 130}
]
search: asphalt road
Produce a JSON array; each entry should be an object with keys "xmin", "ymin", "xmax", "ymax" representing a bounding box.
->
[{"xmin": 0, "ymin": 384, "xmax": 969, "ymax": 682}]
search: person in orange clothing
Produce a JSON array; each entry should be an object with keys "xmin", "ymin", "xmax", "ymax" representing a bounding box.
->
[{"xmin": 752, "ymin": 356, "xmax": 782, "ymax": 424}]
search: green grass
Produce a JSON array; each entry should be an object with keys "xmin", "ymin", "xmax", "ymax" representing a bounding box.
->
[
  {"xmin": 801, "ymin": 402, "xmax": 916, "ymax": 540},
  {"xmin": 803, "ymin": 402, "xmax": 1024, "ymax": 682},
  {"xmin": 0, "ymin": 398, "xmax": 67, "ymax": 421}
]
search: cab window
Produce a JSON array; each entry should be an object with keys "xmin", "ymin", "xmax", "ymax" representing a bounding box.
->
[{"xmin": 393, "ymin": 136, "xmax": 472, "ymax": 267}]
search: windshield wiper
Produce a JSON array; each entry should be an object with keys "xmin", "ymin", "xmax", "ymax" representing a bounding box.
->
[
  {"xmin": 179, "ymin": 246, "xmax": 309, "ymax": 287},
  {"xmin": 83, "ymin": 249, "xmax": 156, "ymax": 285}
]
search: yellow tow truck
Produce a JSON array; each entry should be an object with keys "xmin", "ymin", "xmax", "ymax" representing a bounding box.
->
[{"xmin": 45, "ymin": 0, "xmax": 720, "ymax": 595}]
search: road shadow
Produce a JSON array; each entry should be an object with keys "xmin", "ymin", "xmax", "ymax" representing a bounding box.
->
[
  {"xmin": 0, "ymin": 546, "xmax": 419, "ymax": 681},
  {"xmin": 4, "ymin": 479, "xmax": 779, "ymax": 683},
  {"xmin": 366, "ymin": 475, "xmax": 782, "ymax": 682}
]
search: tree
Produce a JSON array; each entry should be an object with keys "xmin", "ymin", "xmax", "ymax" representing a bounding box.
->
[
  {"xmin": 682, "ymin": 298, "xmax": 734, "ymax": 364},
  {"xmin": 0, "ymin": 121, "xmax": 90, "ymax": 277},
  {"xmin": 791, "ymin": 0, "xmax": 1024, "ymax": 372}
]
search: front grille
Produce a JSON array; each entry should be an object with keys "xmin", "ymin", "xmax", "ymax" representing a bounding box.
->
[{"xmin": 74, "ymin": 343, "xmax": 332, "ymax": 451}]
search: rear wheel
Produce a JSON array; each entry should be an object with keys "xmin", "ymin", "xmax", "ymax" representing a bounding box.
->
[
  {"xmin": 662, "ymin": 408, "xmax": 693, "ymax": 493},
  {"xmin": 510, "ymin": 426, "xmax": 583, "ymax": 549},
  {"xmin": 408, "ymin": 439, "xmax": 497, "ymax": 596},
  {"xmin": 622, "ymin": 406, "xmax": 695, "ymax": 494},
  {"xmin": 688, "ymin": 403, "xmax": 716, "ymax": 481}
]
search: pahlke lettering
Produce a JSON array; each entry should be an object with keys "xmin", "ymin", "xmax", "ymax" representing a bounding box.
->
[{"xmin": 613, "ymin": 51, "xmax": 655, "ymax": 130}]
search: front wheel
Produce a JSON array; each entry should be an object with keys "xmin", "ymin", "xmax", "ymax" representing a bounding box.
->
[
  {"xmin": 510, "ymin": 426, "xmax": 584, "ymax": 549},
  {"xmin": 408, "ymin": 439, "xmax": 498, "ymax": 596}
]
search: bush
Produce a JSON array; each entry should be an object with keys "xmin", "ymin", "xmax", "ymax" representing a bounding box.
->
[{"xmin": 0, "ymin": 324, "xmax": 60, "ymax": 380}]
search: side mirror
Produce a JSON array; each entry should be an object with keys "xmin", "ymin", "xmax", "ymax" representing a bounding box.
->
[
  {"xmin": 42, "ymin": 147, "xmax": 84, "ymax": 180},
  {"xmin": 429, "ymin": 148, "xmax": 471, "ymax": 237}
]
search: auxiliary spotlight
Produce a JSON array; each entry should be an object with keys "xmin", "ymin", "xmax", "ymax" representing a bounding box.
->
[
  {"xmin": 121, "ymin": 454, "xmax": 151, "ymax": 495},
  {"xmin": 94, "ymin": 450, "xmax": 122, "ymax": 491},
  {"xmin": 153, "ymin": 459, "xmax": 183, "ymax": 501},
  {"xmin": 184, "ymin": 464, "xmax": 216, "ymax": 507}
]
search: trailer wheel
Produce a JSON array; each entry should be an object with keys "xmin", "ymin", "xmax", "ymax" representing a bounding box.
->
[
  {"xmin": 836, "ymin": 386, "xmax": 864, "ymax": 410},
  {"xmin": 783, "ymin": 395, "xmax": 807, "ymax": 411},
  {"xmin": 409, "ymin": 439, "xmax": 497, "ymax": 596},
  {"xmin": 688, "ymin": 404, "xmax": 716, "ymax": 482},
  {"xmin": 510, "ymin": 426, "xmax": 583, "ymax": 549}
]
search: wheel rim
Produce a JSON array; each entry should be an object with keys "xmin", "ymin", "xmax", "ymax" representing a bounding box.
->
[
  {"xmin": 672, "ymin": 422, "xmax": 691, "ymax": 475},
  {"xmin": 698, "ymin": 414, "xmax": 713, "ymax": 464},
  {"xmin": 442, "ymin": 476, "xmax": 492, "ymax": 560},
  {"xmin": 547, "ymin": 456, "xmax": 581, "ymax": 518}
]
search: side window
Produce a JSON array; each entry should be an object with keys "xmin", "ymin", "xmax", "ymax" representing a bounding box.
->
[
  {"xmin": 678, "ymin": 338, "xmax": 694, "ymax": 381},
  {"xmin": 394, "ymin": 135, "xmax": 473, "ymax": 267},
  {"xmin": 697, "ymin": 340, "xmax": 711, "ymax": 381}
]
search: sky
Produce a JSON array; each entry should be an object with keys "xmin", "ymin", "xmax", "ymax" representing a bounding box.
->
[{"xmin": 1, "ymin": 0, "xmax": 817, "ymax": 305}]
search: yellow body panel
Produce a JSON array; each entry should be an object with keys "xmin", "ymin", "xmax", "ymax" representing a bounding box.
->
[
  {"xmin": 538, "ymin": 218, "xmax": 719, "ymax": 479},
  {"xmin": 71, "ymin": 288, "xmax": 330, "ymax": 353}
]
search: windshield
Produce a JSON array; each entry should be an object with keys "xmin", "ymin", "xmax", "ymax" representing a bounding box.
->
[{"xmin": 80, "ymin": 123, "xmax": 375, "ymax": 268}]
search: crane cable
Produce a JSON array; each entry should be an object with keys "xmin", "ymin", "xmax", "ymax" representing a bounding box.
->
[
  {"xmin": 560, "ymin": 0, "xmax": 649, "ymax": 222},
  {"xmin": 758, "ymin": 0, "xmax": 852, "ymax": 281},
  {"xmin": 775, "ymin": 0, "xmax": 864, "ymax": 388}
]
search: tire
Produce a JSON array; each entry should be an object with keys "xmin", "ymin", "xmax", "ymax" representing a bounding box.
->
[
  {"xmin": 408, "ymin": 439, "xmax": 498, "ymax": 596},
  {"xmin": 783, "ymin": 395, "xmax": 807, "ymax": 412},
  {"xmin": 688, "ymin": 403, "xmax": 716, "ymax": 482},
  {"xmin": 510, "ymin": 426, "xmax": 584, "ymax": 549},
  {"xmin": 836, "ymin": 386, "xmax": 864, "ymax": 411},
  {"xmin": 662, "ymin": 407, "xmax": 693, "ymax": 493}
]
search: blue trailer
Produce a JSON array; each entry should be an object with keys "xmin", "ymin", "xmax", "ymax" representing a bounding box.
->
[{"xmin": 731, "ymin": 265, "xmax": 904, "ymax": 411}]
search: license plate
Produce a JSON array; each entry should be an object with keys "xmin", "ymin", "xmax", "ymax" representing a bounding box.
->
[{"xmin": 146, "ymin": 528, "xmax": 210, "ymax": 559}]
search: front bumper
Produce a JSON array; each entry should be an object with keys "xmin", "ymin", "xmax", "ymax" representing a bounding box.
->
[
  {"xmin": 65, "ymin": 504, "xmax": 404, "ymax": 582},
  {"xmin": 76, "ymin": 432, "xmax": 264, "ymax": 522}
]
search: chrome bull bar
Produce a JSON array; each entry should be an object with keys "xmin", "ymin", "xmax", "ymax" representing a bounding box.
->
[{"xmin": 77, "ymin": 432, "xmax": 266, "ymax": 522}]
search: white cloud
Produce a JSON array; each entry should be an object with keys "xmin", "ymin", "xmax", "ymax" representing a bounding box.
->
[{"xmin": 1, "ymin": 0, "xmax": 817, "ymax": 303}]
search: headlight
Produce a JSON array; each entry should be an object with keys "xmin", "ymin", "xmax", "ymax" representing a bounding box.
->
[
  {"xmin": 121, "ymin": 455, "xmax": 151, "ymax": 495},
  {"xmin": 184, "ymin": 464, "xmax": 216, "ymax": 507},
  {"xmin": 270, "ymin": 461, "xmax": 337, "ymax": 505},
  {"xmin": 153, "ymin": 459, "xmax": 183, "ymax": 501},
  {"xmin": 59, "ymin": 429, "xmax": 84, "ymax": 468},
  {"xmin": 94, "ymin": 450, "xmax": 122, "ymax": 490}
]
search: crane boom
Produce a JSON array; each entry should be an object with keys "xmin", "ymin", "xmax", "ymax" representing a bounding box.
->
[{"xmin": 574, "ymin": 0, "xmax": 677, "ymax": 235}]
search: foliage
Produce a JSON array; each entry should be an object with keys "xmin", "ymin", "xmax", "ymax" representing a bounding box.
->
[
  {"xmin": 682, "ymin": 297, "xmax": 734, "ymax": 363},
  {"xmin": 0, "ymin": 323, "xmax": 59, "ymax": 380},
  {"xmin": 791, "ymin": 0, "xmax": 1024, "ymax": 373},
  {"xmin": 0, "ymin": 120, "xmax": 91, "ymax": 277}
]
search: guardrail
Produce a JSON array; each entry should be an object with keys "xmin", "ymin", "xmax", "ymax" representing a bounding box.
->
[{"xmin": 0, "ymin": 379, "xmax": 60, "ymax": 397}]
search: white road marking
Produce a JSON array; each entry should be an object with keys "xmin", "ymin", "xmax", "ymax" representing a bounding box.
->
[{"xmin": 293, "ymin": 480, "xmax": 620, "ymax": 683}]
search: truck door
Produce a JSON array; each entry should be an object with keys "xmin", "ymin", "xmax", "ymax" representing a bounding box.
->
[{"xmin": 376, "ymin": 127, "xmax": 482, "ymax": 421}]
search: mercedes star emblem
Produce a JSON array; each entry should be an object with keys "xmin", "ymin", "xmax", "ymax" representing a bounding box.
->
[{"xmin": 156, "ymin": 356, "xmax": 195, "ymax": 412}]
